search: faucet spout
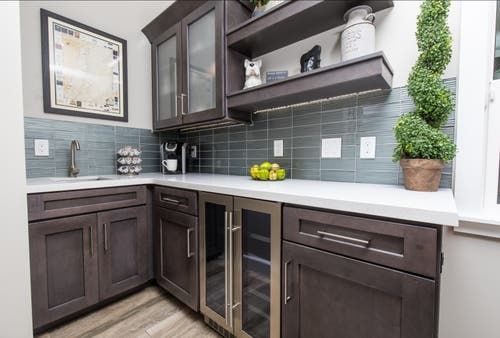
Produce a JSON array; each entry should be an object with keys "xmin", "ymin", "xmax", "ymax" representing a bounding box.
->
[{"xmin": 69, "ymin": 140, "xmax": 80, "ymax": 177}]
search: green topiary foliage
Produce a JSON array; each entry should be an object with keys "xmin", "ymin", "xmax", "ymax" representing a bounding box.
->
[
  {"xmin": 407, "ymin": 65, "xmax": 453, "ymax": 128},
  {"xmin": 393, "ymin": 113, "xmax": 456, "ymax": 162},
  {"xmin": 394, "ymin": 0, "xmax": 456, "ymax": 162}
]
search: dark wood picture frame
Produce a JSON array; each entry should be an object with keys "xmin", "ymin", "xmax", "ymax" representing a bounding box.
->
[{"xmin": 40, "ymin": 9, "xmax": 128, "ymax": 122}]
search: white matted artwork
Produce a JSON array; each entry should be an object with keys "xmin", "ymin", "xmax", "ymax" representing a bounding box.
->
[{"xmin": 41, "ymin": 9, "xmax": 128, "ymax": 121}]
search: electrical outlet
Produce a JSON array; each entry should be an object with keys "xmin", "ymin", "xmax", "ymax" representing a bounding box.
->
[
  {"xmin": 360, "ymin": 136, "xmax": 376, "ymax": 159},
  {"xmin": 274, "ymin": 140, "xmax": 283, "ymax": 157},
  {"xmin": 34, "ymin": 139, "xmax": 49, "ymax": 157},
  {"xmin": 322, "ymin": 138, "xmax": 342, "ymax": 158}
]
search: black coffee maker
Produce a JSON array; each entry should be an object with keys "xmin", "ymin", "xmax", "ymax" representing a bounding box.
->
[{"xmin": 160, "ymin": 141, "xmax": 191, "ymax": 174}]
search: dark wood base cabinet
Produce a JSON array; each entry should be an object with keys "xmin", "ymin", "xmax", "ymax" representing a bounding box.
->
[
  {"xmin": 98, "ymin": 206, "xmax": 150, "ymax": 300},
  {"xmin": 29, "ymin": 214, "xmax": 99, "ymax": 329},
  {"xmin": 28, "ymin": 188, "xmax": 150, "ymax": 330},
  {"xmin": 154, "ymin": 207, "xmax": 199, "ymax": 311},
  {"xmin": 282, "ymin": 240, "xmax": 436, "ymax": 338}
]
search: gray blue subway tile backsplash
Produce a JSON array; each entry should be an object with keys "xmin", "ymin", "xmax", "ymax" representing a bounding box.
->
[
  {"xmin": 24, "ymin": 118, "xmax": 160, "ymax": 178},
  {"xmin": 25, "ymin": 78, "xmax": 456, "ymax": 188},
  {"xmin": 170, "ymin": 78, "xmax": 456, "ymax": 188}
]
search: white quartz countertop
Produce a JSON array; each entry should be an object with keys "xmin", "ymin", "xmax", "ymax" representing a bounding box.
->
[{"xmin": 26, "ymin": 173, "xmax": 458, "ymax": 226}]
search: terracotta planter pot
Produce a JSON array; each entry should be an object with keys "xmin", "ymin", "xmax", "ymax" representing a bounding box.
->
[{"xmin": 400, "ymin": 159, "xmax": 444, "ymax": 192}]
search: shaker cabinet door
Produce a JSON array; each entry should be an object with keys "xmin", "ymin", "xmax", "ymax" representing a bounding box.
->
[
  {"xmin": 97, "ymin": 206, "xmax": 149, "ymax": 300},
  {"xmin": 155, "ymin": 207, "xmax": 199, "ymax": 310},
  {"xmin": 29, "ymin": 214, "xmax": 99, "ymax": 329},
  {"xmin": 282, "ymin": 241, "xmax": 436, "ymax": 338}
]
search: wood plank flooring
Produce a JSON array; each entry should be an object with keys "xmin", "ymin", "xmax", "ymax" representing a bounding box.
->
[{"xmin": 37, "ymin": 286, "xmax": 220, "ymax": 338}]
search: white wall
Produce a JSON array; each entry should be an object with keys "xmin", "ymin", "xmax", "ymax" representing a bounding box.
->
[
  {"xmin": 20, "ymin": 1, "xmax": 172, "ymax": 129},
  {"xmin": 259, "ymin": 1, "xmax": 461, "ymax": 87},
  {"xmin": 0, "ymin": 1, "xmax": 33, "ymax": 337},
  {"xmin": 440, "ymin": 227, "xmax": 500, "ymax": 338}
]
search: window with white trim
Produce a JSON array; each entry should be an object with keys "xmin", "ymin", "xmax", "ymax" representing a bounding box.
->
[{"xmin": 488, "ymin": 1, "xmax": 500, "ymax": 208}]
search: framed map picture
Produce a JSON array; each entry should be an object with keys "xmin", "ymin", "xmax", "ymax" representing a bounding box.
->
[{"xmin": 41, "ymin": 9, "xmax": 128, "ymax": 121}]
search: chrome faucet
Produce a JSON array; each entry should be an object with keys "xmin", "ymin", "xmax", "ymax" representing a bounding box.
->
[{"xmin": 69, "ymin": 140, "xmax": 81, "ymax": 177}]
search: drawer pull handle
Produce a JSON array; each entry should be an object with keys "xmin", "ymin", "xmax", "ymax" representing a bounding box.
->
[
  {"xmin": 161, "ymin": 196, "xmax": 181, "ymax": 204},
  {"xmin": 317, "ymin": 230, "xmax": 370, "ymax": 246},
  {"xmin": 186, "ymin": 227, "xmax": 195, "ymax": 258}
]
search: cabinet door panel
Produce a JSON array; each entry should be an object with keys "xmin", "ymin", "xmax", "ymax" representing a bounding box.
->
[
  {"xmin": 282, "ymin": 241, "xmax": 436, "ymax": 338},
  {"xmin": 29, "ymin": 214, "xmax": 98, "ymax": 329},
  {"xmin": 155, "ymin": 207, "xmax": 199, "ymax": 310},
  {"xmin": 234, "ymin": 198, "xmax": 281, "ymax": 338},
  {"xmin": 181, "ymin": 1, "xmax": 224, "ymax": 124},
  {"xmin": 199, "ymin": 192, "xmax": 233, "ymax": 333},
  {"xmin": 152, "ymin": 23, "xmax": 182, "ymax": 129},
  {"xmin": 98, "ymin": 206, "xmax": 149, "ymax": 300}
]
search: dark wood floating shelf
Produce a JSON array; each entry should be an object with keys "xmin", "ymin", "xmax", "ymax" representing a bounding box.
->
[
  {"xmin": 227, "ymin": 52, "xmax": 393, "ymax": 113},
  {"xmin": 227, "ymin": 0, "xmax": 394, "ymax": 58}
]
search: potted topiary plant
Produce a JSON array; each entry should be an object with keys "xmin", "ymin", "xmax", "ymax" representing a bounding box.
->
[{"xmin": 393, "ymin": 0, "xmax": 456, "ymax": 192}]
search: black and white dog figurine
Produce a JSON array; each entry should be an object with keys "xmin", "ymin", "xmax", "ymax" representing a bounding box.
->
[{"xmin": 244, "ymin": 59, "xmax": 262, "ymax": 89}]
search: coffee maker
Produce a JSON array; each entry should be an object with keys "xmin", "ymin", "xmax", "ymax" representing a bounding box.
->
[{"xmin": 160, "ymin": 141, "xmax": 192, "ymax": 174}]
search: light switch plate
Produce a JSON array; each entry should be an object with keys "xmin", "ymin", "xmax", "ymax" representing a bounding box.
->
[
  {"xmin": 360, "ymin": 136, "xmax": 376, "ymax": 159},
  {"xmin": 322, "ymin": 138, "xmax": 342, "ymax": 158},
  {"xmin": 190, "ymin": 145, "xmax": 197, "ymax": 158},
  {"xmin": 34, "ymin": 139, "xmax": 49, "ymax": 157},
  {"xmin": 274, "ymin": 140, "xmax": 283, "ymax": 157}
]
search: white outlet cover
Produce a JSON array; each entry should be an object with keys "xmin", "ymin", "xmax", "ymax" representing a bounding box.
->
[
  {"xmin": 34, "ymin": 139, "xmax": 49, "ymax": 157},
  {"xmin": 273, "ymin": 140, "xmax": 284, "ymax": 157},
  {"xmin": 322, "ymin": 138, "xmax": 342, "ymax": 158},
  {"xmin": 360, "ymin": 136, "xmax": 376, "ymax": 159}
]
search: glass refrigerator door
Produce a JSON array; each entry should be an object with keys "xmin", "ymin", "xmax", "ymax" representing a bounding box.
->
[
  {"xmin": 199, "ymin": 193, "xmax": 233, "ymax": 333},
  {"xmin": 234, "ymin": 198, "xmax": 281, "ymax": 338}
]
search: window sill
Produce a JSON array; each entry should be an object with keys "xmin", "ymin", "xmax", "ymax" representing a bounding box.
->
[{"xmin": 455, "ymin": 210, "xmax": 500, "ymax": 238}]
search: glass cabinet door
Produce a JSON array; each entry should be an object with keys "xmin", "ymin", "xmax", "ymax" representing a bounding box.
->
[
  {"xmin": 234, "ymin": 198, "xmax": 281, "ymax": 338},
  {"xmin": 153, "ymin": 24, "xmax": 182, "ymax": 129},
  {"xmin": 199, "ymin": 192, "xmax": 233, "ymax": 332},
  {"xmin": 181, "ymin": 1, "xmax": 222, "ymax": 124}
]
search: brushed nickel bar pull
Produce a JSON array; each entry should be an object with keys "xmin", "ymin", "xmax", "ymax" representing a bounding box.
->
[
  {"xmin": 89, "ymin": 226, "xmax": 94, "ymax": 257},
  {"xmin": 180, "ymin": 93, "xmax": 187, "ymax": 115},
  {"xmin": 104, "ymin": 223, "xmax": 109, "ymax": 252},
  {"xmin": 186, "ymin": 227, "xmax": 194, "ymax": 258},
  {"xmin": 161, "ymin": 196, "xmax": 180, "ymax": 204},
  {"xmin": 317, "ymin": 230, "xmax": 370, "ymax": 246},
  {"xmin": 224, "ymin": 211, "xmax": 229, "ymax": 326},
  {"xmin": 284, "ymin": 260, "xmax": 292, "ymax": 304},
  {"xmin": 228, "ymin": 211, "xmax": 234, "ymax": 328}
]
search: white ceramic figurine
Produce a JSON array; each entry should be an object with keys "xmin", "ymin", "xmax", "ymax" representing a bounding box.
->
[{"xmin": 244, "ymin": 59, "xmax": 262, "ymax": 89}]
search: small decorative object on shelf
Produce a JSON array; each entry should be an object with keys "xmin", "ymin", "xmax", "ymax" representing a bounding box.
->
[
  {"xmin": 300, "ymin": 45, "xmax": 321, "ymax": 73},
  {"xmin": 243, "ymin": 59, "xmax": 263, "ymax": 89},
  {"xmin": 393, "ymin": 0, "xmax": 456, "ymax": 192},
  {"xmin": 341, "ymin": 5, "xmax": 376, "ymax": 61},
  {"xmin": 117, "ymin": 146, "xmax": 142, "ymax": 176},
  {"xmin": 266, "ymin": 70, "xmax": 288, "ymax": 83},
  {"xmin": 249, "ymin": 161, "xmax": 286, "ymax": 181},
  {"xmin": 250, "ymin": 0, "xmax": 285, "ymax": 18}
]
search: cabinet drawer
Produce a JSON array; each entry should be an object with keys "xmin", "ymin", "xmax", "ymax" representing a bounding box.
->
[
  {"xmin": 28, "ymin": 186, "xmax": 147, "ymax": 221},
  {"xmin": 154, "ymin": 186, "xmax": 198, "ymax": 216},
  {"xmin": 283, "ymin": 206, "xmax": 438, "ymax": 278}
]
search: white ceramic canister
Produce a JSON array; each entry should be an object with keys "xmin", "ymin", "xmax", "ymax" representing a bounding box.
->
[{"xmin": 340, "ymin": 5, "xmax": 376, "ymax": 62}]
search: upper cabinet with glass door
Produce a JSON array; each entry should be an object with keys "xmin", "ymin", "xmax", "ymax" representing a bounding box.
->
[{"xmin": 143, "ymin": 1, "xmax": 235, "ymax": 131}]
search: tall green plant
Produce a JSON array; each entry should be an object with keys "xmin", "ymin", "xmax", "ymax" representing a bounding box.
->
[{"xmin": 393, "ymin": 0, "xmax": 456, "ymax": 162}]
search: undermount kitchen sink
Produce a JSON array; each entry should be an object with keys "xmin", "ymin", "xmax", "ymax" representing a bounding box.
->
[{"xmin": 49, "ymin": 176, "xmax": 114, "ymax": 183}]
